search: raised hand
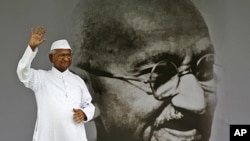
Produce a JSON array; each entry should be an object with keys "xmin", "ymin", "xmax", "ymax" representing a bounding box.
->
[{"xmin": 29, "ymin": 26, "xmax": 46, "ymax": 51}]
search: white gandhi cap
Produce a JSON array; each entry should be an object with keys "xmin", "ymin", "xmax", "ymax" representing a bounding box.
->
[{"xmin": 50, "ymin": 39, "xmax": 71, "ymax": 53}]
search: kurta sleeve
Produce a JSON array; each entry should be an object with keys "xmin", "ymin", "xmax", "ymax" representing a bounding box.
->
[
  {"xmin": 79, "ymin": 80, "xmax": 95, "ymax": 123},
  {"xmin": 16, "ymin": 45, "xmax": 39, "ymax": 91}
]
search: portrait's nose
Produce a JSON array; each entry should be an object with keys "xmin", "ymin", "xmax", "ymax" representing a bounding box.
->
[{"xmin": 171, "ymin": 74, "xmax": 206, "ymax": 115}]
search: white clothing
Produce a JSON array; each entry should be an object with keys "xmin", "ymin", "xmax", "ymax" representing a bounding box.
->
[
  {"xmin": 17, "ymin": 46, "xmax": 95, "ymax": 141},
  {"xmin": 50, "ymin": 39, "xmax": 71, "ymax": 51}
]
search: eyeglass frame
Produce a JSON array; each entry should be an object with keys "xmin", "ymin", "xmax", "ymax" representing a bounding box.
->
[{"xmin": 79, "ymin": 53, "xmax": 222, "ymax": 97}]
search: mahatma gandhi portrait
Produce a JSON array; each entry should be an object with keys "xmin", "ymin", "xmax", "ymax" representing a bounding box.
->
[{"xmin": 70, "ymin": 0, "xmax": 219, "ymax": 140}]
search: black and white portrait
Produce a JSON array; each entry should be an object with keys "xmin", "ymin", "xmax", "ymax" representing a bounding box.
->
[
  {"xmin": 1, "ymin": 0, "xmax": 250, "ymax": 141},
  {"xmin": 70, "ymin": 0, "xmax": 220, "ymax": 140}
]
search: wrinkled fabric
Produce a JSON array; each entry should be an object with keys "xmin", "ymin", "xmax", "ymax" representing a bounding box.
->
[{"xmin": 17, "ymin": 46, "xmax": 95, "ymax": 141}]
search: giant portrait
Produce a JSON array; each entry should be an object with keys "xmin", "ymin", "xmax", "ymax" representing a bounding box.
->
[{"xmin": 70, "ymin": 0, "xmax": 220, "ymax": 140}]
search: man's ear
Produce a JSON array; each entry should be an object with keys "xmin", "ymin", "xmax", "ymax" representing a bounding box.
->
[{"xmin": 49, "ymin": 54, "xmax": 53, "ymax": 63}]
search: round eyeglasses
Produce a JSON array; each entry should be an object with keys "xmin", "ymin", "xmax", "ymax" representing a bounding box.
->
[
  {"xmin": 148, "ymin": 54, "xmax": 218, "ymax": 96},
  {"xmin": 75, "ymin": 54, "xmax": 222, "ymax": 99}
]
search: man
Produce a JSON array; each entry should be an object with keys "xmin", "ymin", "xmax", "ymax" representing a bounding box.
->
[
  {"xmin": 70, "ymin": 0, "xmax": 219, "ymax": 140},
  {"xmin": 17, "ymin": 26, "xmax": 95, "ymax": 141}
]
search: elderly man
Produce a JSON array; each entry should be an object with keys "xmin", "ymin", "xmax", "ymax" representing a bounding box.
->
[
  {"xmin": 17, "ymin": 26, "xmax": 95, "ymax": 141},
  {"xmin": 70, "ymin": 0, "xmax": 219, "ymax": 140}
]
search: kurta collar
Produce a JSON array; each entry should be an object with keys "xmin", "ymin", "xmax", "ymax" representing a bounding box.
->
[{"xmin": 51, "ymin": 67, "xmax": 70, "ymax": 76}]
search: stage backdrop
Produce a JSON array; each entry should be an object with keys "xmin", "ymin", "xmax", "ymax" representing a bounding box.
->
[{"xmin": 0, "ymin": 0, "xmax": 250, "ymax": 141}]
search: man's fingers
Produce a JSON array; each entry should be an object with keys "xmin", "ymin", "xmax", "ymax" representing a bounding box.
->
[
  {"xmin": 31, "ymin": 26, "xmax": 46, "ymax": 35},
  {"xmin": 74, "ymin": 116, "xmax": 82, "ymax": 123},
  {"xmin": 73, "ymin": 108, "xmax": 85, "ymax": 123},
  {"xmin": 37, "ymin": 26, "xmax": 46, "ymax": 35},
  {"xmin": 29, "ymin": 26, "xmax": 46, "ymax": 48}
]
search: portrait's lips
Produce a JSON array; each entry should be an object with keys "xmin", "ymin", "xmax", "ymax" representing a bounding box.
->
[{"xmin": 142, "ymin": 104, "xmax": 206, "ymax": 141}]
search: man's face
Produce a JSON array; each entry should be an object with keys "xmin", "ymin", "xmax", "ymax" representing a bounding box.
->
[
  {"xmin": 49, "ymin": 49, "xmax": 72, "ymax": 72},
  {"xmin": 74, "ymin": 1, "xmax": 217, "ymax": 141}
]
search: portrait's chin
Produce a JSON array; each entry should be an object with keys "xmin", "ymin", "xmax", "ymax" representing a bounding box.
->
[{"xmin": 143, "ymin": 126, "xmax": 202, "ymax": 141}]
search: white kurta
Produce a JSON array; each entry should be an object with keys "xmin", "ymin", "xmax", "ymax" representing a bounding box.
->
[{"xmin": 17, "ymin": 46, "xmax": 95, "ymax": 141}]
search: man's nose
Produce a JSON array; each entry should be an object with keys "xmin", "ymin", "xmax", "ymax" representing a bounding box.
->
[
  {"xmin": 171, "ymin": 74, "xmax": 206, "ymax": 115},
  {"xmin": 62, "ymin": 56, "xmax": 70, "ymax": 61}
]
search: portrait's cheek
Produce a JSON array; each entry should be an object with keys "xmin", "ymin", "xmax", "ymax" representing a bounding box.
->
[
  {"xmin": 204, "ymin": 92, "xmax": 217, "ymax": 122},
  {"xmin": 200, "ymin": 79, "xmax": 217, "ymax": 116},
  {"xmin": 97, "ymin": 78, "xmax": 164, "ymax": 129}
]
